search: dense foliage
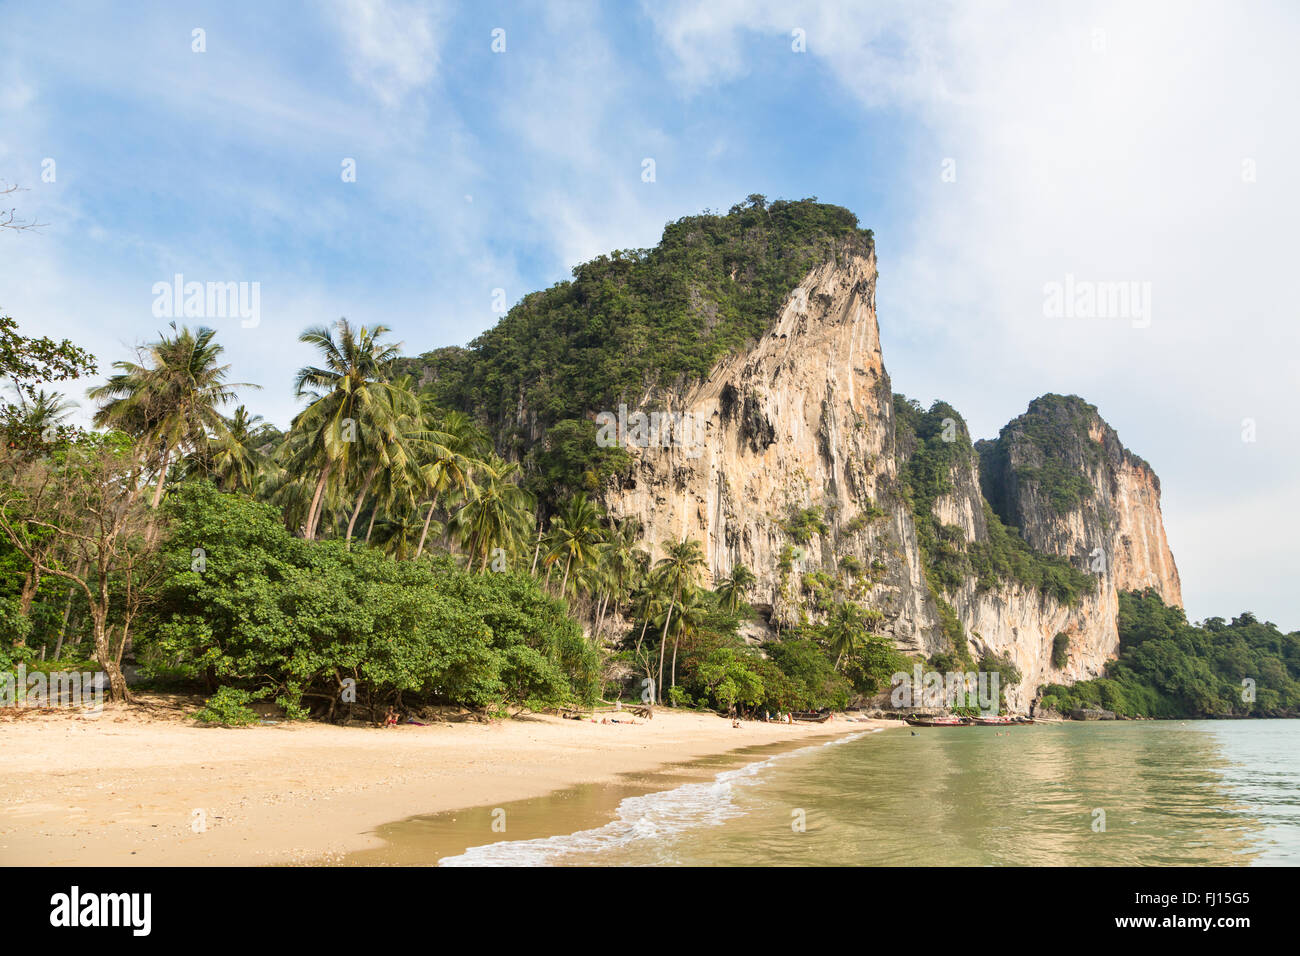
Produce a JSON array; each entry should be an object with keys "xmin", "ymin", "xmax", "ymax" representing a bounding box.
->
[
  {"xmin": 144, "ymin": 483, "xmax": 600, "ymax": 717},
  {"xmin": 1039, "ymin": 590, "xmax": 1300, "ymax": 718}
]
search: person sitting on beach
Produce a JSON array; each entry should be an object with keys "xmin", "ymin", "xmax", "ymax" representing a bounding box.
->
[{"xmin": 384, "ymin": 708, "xmax": 399, "ymax": 728}]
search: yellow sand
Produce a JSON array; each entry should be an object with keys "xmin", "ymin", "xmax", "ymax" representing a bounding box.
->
[{"xmin": 0, "ymin": 695, "xmax": 895, "ymax": 866}]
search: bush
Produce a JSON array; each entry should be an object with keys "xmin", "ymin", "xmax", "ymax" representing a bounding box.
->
[
  {"xmin": 192, "ymin": 686, "xmax": 259, "ymax": 727},
  {"xmin": 141, "ymin": 483, "xmax": 600, "ymax": 719},
  {"xmin": 1052, "ymin": 632, "xmax": 1070, "ymax": 669}
]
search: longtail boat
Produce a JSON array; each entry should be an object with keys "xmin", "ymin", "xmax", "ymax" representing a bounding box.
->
[
  {"xmin": 904, "ymin": 715, "xmax": 968, "ymax": 727},
  {"xmin": 791, "ymin": 710, "xmax": 832, "ymax": 723},
  {"xmin": 972, "ymin": 714, "xmax": 1034, "ymax": 726}
]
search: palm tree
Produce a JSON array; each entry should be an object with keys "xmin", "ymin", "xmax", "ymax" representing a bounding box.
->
[
  {"xmin": 452, "ymin": 455, "xmax": 533, "ymax": 571},
  {"xmin": 413, "ymin": 407, "xmax": 485, "ymax": 559},
  {"xmin": 4, "ymin": 386, "xmax": 77, "ymax": 436},
  {"xmin": 716, "ymin": 564, "xmax": 757, "ymax": 614},
  {"xmin": 209, "ymin": 405, "xmax": 273, "ymax": 493},
  {"xmin": 289, "ymin": 319, "xmax": 406, "ymax": 539},
  {"xmin": 341, "ymin": 378, "xmax": 418, "ymax": 546},
  {"xmin": 372, "ymin": 507, "xmax": 427, "ymax": 560},
  {"xmin": 592, "ymin": 517, "xmax": 644, "ymax": 637},
  {"xmin": 650, "ymin": 539, "xmax": 707, "ymax": 703},
  {"xmin": 361, "ymin": 446, "xmax": 424, "ymax": 546},
  {"xmin": 660, "ymin": 586, "xmax": 707, "ymax": 696},
  {"xmin": 89, "ymin": 323, "xmax": 253, "ymax": 508},
  {"xmin": 824, "ymin": 602, "xmax": 868, "ymax": 670},
  {"xmin": 629, "ymin": 578, "xmax": 666, "ymax": 686},
  {"xmin": 547, "ymin": 494, "xmax": 606, "ymax": 598}
]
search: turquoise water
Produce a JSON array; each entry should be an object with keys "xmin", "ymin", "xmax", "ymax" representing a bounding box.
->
[{"xmin": 436, "ymin": 721, "xmax": 1300, "ymax": 866}]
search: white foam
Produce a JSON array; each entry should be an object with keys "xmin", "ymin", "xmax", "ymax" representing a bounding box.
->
[{"xmin": 438, "ymin": 729, "xmax": 874, "ymax": 867}]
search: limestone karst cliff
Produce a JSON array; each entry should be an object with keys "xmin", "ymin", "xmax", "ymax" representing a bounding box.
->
[
  {"xmin": 406, "ymin": 198, "xmax": 1182, "ymax": 713},
  {"xmin": 597, "ymin": 253, "xmax": 1181, "ymax": 711}
]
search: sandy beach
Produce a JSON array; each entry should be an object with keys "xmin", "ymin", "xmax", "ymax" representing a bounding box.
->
[{"xmin": 0, "ymin": 696, "xmax": 895, "ymax": 866}]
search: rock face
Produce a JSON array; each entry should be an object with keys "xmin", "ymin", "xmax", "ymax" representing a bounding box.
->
[
  {"xmin": 607, "ymin": 248, "xmax": 939, "ymax": 654},
  {"xmin": 602, "ymin": 251, "xmax": 1181, "ymax": 712}
]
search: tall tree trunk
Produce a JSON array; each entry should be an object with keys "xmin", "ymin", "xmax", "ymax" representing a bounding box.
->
[
  {"xmin": 365, "ymin": 507, "xmax": 378, "ymax": 544},
  {"xmin": 19, "ymin": 566, "xmax": 39, "ymax": 615},
  {"xmin": 16, "ymin": 567, "xmax": 39, "ymax": 644},
  {"xmin": 53, "ymin": 585, "xmax": 75, "ymax": 660},
  {"xmin": 530, "ymin": 522, "xmax": 543, "ymax": 575},
  {"xmin": 632, "ymin": 616, "xmax": 651, "ymax": 661},
  {"xmin": 305, "ymin": 461, "xmax": 333, "ymax": 540},
  {"xmin": 91, "ymin": 608, "xmax": 130, "ymax": 703},
  {"xmin": 345, "ymin": 464, "xmax": 380, "ymax": 547},
  {"xmin": 560, "ymin": 552, "xmax": 573, "ymax": 598},
  {"xmin": 671, "ymin": 636, "xmax": 681, "ymax": 699},
  {"xmin": 415, "ymin": 502, "xmax": 437, "ymax": 559},
  {"xmin": 150, "ymin": 446, "xmax": 171, "ymax": 509},
  {"xmin": 656, "ymin": 598, "xmax": 675, "ymax": 704}
]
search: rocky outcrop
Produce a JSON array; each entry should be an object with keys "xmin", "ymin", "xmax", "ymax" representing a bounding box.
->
[
  {"xmin": 977, "ymin": 396, "xmax": 1182, "ymax": 607},
  {"xmin": 600, "ymin": 253, "xmax": 1180, "ymax": 711}
]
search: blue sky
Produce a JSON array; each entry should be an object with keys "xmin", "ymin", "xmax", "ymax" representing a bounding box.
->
[{"xmin": 2, "ymin": 0, "xmax": 1298, "ymax": 628}]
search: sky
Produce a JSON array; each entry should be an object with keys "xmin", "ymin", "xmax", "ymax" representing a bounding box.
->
[{"xmin": 1, "ymin": 0, "xmax": 1297, "ymax": 628}]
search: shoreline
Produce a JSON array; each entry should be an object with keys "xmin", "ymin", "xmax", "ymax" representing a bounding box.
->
[{"xmin": 0, "ymin": 695, "xmax": 895, "ymax": 867}]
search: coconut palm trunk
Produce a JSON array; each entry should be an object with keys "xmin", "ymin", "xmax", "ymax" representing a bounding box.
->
[
  {"xmin": 346, "ymin": 464, "xmax": 380, "ymax": 546},
  {"xmin": 150, "ymin": 447, "xmax": 170, "ymax": 509},
  {"xmin": 561, "ymin": 552, "xmax": 574, "ymax": 598},
  {"xmin": 656, "ymin": 595, "xmax": 676, "ymax": 704},
  {"xmin": 305, "ymin": 461, "xmax": 333, "ymax": 539},
  {"xmin": 414, "ymin": 502, "xmax": 437, "ymax": 558}
]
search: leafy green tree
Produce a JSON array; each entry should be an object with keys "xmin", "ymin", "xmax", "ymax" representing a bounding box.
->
[
  {"xmin": 1, "ymin": 314, "xmax": 95, "ymax": 447},
  {"xmin": 0, "ymin": 431, "xmax": 161, "ymax": 700},
  {"xmin": 145, "ymin": 482, "xmax": 600, "ymax": 716}
]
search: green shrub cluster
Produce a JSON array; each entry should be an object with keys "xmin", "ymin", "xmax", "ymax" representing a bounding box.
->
[
  {"xmin": 1052, "ymin": 632, "xmax": 1070, "ymax": 669},
  {"xmin": 142, "ymin": 483, "xmax": 600, "ymax": 719}
]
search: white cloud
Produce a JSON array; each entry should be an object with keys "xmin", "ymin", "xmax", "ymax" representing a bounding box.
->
[{"xmin": 332, "ymin": 0, "xmax": 444, "ymax": 107}]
